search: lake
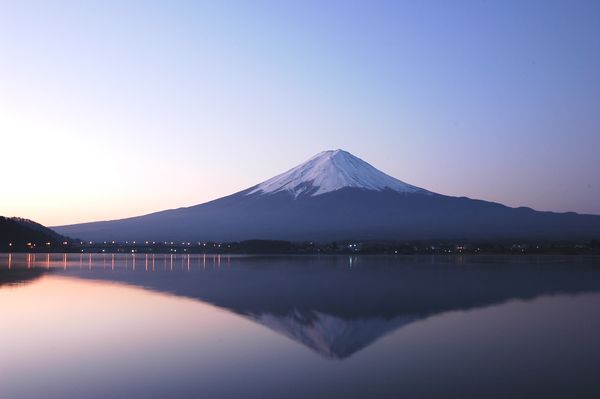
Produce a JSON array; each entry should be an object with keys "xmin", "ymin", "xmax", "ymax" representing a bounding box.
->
[{"xmin": 1, "ymin": 253, "xmax": 600, "ymax": 399}]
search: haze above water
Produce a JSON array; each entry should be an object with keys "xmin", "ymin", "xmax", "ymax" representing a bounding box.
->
[{"xmin": 1, "ymin": 254, "xmax": 600, "ymax": 399}]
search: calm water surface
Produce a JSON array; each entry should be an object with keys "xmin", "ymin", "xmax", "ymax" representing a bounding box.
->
[{"xmin": 1, "ymin": 253, "xmax": 600, "ymax": 399}]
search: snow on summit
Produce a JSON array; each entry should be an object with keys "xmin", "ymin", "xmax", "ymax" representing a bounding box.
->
[{"xmin": 248, "ymin": 149, "xmax": 427, "ymax": 197}]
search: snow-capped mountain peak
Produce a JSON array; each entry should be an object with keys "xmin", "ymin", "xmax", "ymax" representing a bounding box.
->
[{"xmin": 248, "ymin": 149, "xmax": 427, "ymax": 198}]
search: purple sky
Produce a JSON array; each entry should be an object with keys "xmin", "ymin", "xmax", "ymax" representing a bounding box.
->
[{"xmin": 1, "ymin": 1, "xmax": 599, "ymax": 225}]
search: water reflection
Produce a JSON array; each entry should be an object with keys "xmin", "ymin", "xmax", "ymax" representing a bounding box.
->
[{"xmin": 2, "ymin": 253, "xmax": 600, "ymax": 359}]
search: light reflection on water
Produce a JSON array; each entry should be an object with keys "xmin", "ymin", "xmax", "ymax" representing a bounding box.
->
[
  {"xmin": 1, "ymin": 253, "xmax": 600, "ymax": 399},
  {"xmin": 1, "ymin": 253, "xmax": 237, "ymax": 272}
]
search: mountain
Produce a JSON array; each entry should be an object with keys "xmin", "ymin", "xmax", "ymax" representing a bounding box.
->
[
  {"xmin": 1, "ymin": 216, "xmax": 70, "ymax": 251},
  {"xmin": 247, "ymin": 149, "xmax": 427, "ymax": 197},
  {"xmin": 52, "ymin": 149, "xmax": 600, "ymax": 242}
]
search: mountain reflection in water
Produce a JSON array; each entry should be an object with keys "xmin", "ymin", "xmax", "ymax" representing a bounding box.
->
[{"xmin": 2, "ymin": 253, "xmax": 600, "ymax": 360}]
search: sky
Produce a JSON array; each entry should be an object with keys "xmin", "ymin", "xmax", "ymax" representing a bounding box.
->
[{"xmin": 1, "ymin": 0, "xmax": 599, "ymax": 226}]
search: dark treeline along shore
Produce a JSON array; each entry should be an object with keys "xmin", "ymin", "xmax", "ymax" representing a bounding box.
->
[
  {"xmin": 0, "ymin": 216, "xmax": 73, "ymax": 251},
  {"xmin": 2, "ymin": 215, "xmax": 600, "ymax": 255}
]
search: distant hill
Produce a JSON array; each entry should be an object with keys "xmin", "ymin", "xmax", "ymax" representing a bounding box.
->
[
  {"xmin": 0, "ymin": 217, "xmax": 71, "ymax": 251},
  {"xmin": 54, "ymin": 149, "xmax": 600, "ymax": 243}
]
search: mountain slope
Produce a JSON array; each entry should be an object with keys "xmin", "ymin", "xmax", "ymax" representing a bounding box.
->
[
  {"xmin": 52, "ymin": 150, "xmax": 600, "ymax": 242},
  {"xmin": 1, "ymin": 217, "xmax": 70, "ymax": 251}
]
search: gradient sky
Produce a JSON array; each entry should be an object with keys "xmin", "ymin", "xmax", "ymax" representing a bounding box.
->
[{"xmin": 1, "ymin": 0, "xmax": 599, "ymax": 226}]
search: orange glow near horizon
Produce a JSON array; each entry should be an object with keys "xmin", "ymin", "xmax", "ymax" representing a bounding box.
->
[{"xmin": 0, "ymin": 274, "xmax": 268, "ymax": 384}]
